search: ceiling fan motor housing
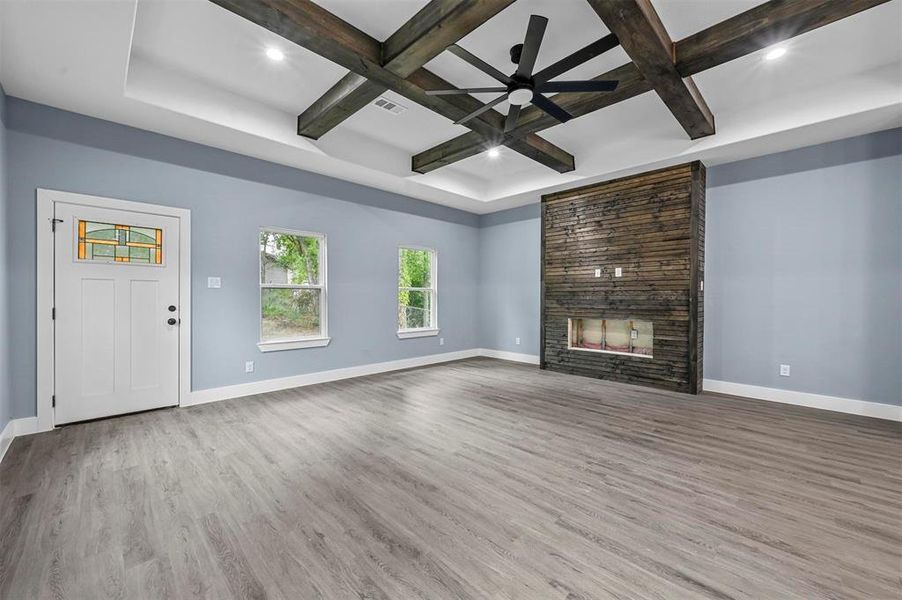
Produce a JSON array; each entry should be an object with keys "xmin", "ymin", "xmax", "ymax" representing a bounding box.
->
[{"xmin": 510, "ymin": 43, "xmax": 523, "ymax": 64}]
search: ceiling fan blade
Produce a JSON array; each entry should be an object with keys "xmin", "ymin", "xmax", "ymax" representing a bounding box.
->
[
  {"xmin": 530, "ymin": 94, "xmax": 573, "ymax": 123},
  {"xmin": 425, "ymin": 87, "xmax": 508, "ymax": 96},
  {"xmin": 448, "ymin": 45, "xmax": 511, "ymax": 85},
  {"xmin": 534, "ymin": 34, "xmax": 619, "ymax": 83},
  {"xmin": 515, "ymin": 15, "xmax": 548, "ymax": 79},
  {"xmin": 504, "ymin": 104, "xmax": 522, "ymax": 133},
  {"xmin": 454, "ymin": 94, "xmax": 509, "ymax": 126},
  {"xmin": 537, "ymin": 80, "xmax": 619, "ymax": 93}
]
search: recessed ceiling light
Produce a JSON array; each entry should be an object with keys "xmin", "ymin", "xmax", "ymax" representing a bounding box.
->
[
  {"xmin": 764, "ymin": 46, "xmax": 786, "ymax": 61},
  {"xmin": 487, "ymin": 147, "xmax": 500, "ymax": 158},
  {"xmin": 265, "ymin": 47, "xmax": 285, "ymax": 62}
]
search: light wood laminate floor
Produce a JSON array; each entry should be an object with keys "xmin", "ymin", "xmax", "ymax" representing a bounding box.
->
[{"xmin": 1, "ymin": 358, "xmax": 900, "ymax": 599}]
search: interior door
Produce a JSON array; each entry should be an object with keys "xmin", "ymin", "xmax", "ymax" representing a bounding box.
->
[{"xmin": 54, "ymin": 201, "xmax": 180, "ymax": 424}]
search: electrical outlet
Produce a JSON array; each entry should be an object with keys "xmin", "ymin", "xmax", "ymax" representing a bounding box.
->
[
  {"xmin": 515, "ymin": 337, "xmax": 521, "ymax": 345},
  {"xmin": 779, "ymin": 364, "xmax": 791, "ymax": 377},
  {"xmin": 439, "ymin": 337, "xmax": 444, "ymax": 346},
  {"xmin": 614, "ymin": 267, "xmax": 623, "ymax": 277},
  {"xmin": 594, "ymin": 268, "xmax": 601, "ymax": 278},
  {"xmin": 207, "ymin": 276, "xmax": 221, "ymax": 289},
  {"xmin": 245, "ymin": 361, "xmax": 254, "ymax": 373}
]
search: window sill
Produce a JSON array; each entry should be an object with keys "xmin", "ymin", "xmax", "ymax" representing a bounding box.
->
[
  {"xmin": 397, "ymin": 328, "xmax": 440, "ymax": 339},
  {"xmin": 257, "ymin": 337, "xmax": 331, "ymax": 352}
]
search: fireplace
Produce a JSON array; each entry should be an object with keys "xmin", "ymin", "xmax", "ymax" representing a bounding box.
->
[
  {"xmin": 542, "ymin": 162, "xmax": 704, "ymax": 393},
  {"xmin": 568, "ymin": 318, "xmax": 653, "ymax": 358}
]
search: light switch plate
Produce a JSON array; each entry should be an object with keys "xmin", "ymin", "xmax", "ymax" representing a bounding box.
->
[
  {"xmin": 780, "ymin": 364, "xmax": 791, "ymax": 377},
  {"xmin": 207, "ymin": 277, "xmax": 221, "ymax": 289},
  {"xmin": 614, "ymin": 267, "xmax": 623, "ymax": 277},
  {"xmin": 594, "ymin": 268, "xmax": 601, "ymax": 278}
]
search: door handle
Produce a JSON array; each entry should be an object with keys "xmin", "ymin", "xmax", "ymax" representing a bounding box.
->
[
  {"xmin": 167, "ymin": 318, "xmax": 178, "ymax": 326},
  {"xmin": 168, "ymin": 305, "xmax": 177, "ymax": 312}
]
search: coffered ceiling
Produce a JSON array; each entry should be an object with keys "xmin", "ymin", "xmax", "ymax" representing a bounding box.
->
[{"xmin": 1, "ymin": 0, "xmax": 899, "ymax": 213}]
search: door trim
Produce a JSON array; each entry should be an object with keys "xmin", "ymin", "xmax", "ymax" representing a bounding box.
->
[{"xmin": 36, "ymin": 189, "xmax": 192, "ymax": 431}]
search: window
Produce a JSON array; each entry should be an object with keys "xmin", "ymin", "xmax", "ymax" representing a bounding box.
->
[
  {"xmin": 77, "ymin": 220, "xmax": 163, "ymax": 264},
  {"xmin": 398, "ymin": 247, "xmax": 438, "ymax": 338},
  {"xmin": 258, "ymin": 229, "xmax": 329, "ymax": 351}
]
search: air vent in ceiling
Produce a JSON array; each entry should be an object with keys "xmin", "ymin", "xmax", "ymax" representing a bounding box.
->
[{"xmin": 373, "ymin": 97, "xmax": 407, "ymax": 115}]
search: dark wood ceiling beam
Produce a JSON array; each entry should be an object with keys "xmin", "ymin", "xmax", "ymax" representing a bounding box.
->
[
  {"xmin": 675, "ymin": 0, "xmax": 893, "ymax": 76},
  {"xmin": 296, "ymin": 74, "xmax": 381, "ymax": 138},
  {"xmin": 211, "ymin": 0, "xmax": 574, "ymax": 172},
  {"xmin": 413, "ymin": 0, "xmax": 892, "ymax": 173},
  {"xmin": 297, "ymin": 0, "xmax": 515, "ymax": 139},
  {"xmin": 587, "ymin": 0, "xmax": 714, "ymax": 139}
]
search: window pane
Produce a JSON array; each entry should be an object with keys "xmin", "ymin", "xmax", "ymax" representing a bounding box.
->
[
  {"xmin": 399, "ymin": 248, "xmax": 432, "ymax": 289},
  {"xmin": 261, "ymin": 288, "xmax": 321, "ymax": 341},
  {"xmin": 260, "ymin": 231, "xmax": 321, "ymax": 285},
  {"xmin": 398, "ymin": 290, "xmax": 432, "ymax": 330},
  {"xmin": 77, "ymin": 220, "xmax": 162, "ymax": 264}
]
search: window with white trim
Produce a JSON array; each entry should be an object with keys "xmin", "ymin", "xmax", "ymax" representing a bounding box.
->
[
  {"xmin": 258, "ymin": 229, "xmax": 329, "ymax": 351},
  {"xmin": 398, "ymin": 247, "xmax": 438, "ymax": 338}
]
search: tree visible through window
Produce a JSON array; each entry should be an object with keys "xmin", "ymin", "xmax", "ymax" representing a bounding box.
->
[
  {"xmin": 398, "ymin": 247, "xmax": 436, "ymax": 331},
  {"xmin": 260, "ymin": 230, "xmax": 326, "ymax": 342}
]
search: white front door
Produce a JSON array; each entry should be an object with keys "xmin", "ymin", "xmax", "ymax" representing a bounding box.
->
[{"xmin": 53, "ymin": 201, "xmax": 180, "ymax": 424}]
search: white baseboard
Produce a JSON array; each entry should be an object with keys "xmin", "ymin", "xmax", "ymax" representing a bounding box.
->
[
  {"xmin": 0, "ymin": 416, "xmax": 40, "ymax": 464},
  {"xmin": 477, "ymin": 348, "xmax": 541, "ymax": 365},
  {"xmin": 184, "ymin": 349, "xmax": 483, "ymax": 407},
  {"xmin": 704, "ymin": 379, "xmax": 902, "ymax": 422}
]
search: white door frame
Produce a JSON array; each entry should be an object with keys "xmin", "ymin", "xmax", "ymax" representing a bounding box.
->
[{"xmin": 36, "ymin": 189, "xmax": 191, "ymax": 431}]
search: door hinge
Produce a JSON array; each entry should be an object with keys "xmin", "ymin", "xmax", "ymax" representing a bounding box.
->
[
  {"xmin": 50, "ymin": 218, "xmax": 63, "ymax": 232},
  {"xmin": 52, "ymin": 395, "xmax": 56, "ymax": 408},
  {"xmin": 51, "ymin": 307, "xmax": 56, "ymax": 320}
]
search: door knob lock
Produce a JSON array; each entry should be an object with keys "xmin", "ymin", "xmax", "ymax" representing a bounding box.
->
[
  {"xmin": 167, "ymin": 318, "xmax": 178, "ymax": 325},
  {"xmin": 168, "ymin": 305, "xmax": 177, "ymax": 312}
]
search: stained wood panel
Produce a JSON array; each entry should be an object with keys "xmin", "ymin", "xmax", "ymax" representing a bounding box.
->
[{"xmin": 541, "ymin": 162, "xmax": 705, "ymax": 393}]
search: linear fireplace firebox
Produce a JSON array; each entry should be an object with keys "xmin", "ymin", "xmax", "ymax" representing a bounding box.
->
[{"xmin": 568, "ymin": 318, "xmax": 653, "ymax": 358}]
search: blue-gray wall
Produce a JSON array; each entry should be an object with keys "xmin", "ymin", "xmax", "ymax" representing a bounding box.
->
[
  {"xmin": 0, "ymin": 86, "xmax": 10, "ymax": 433},
  {"xmin": 4, "ymin": 98, "xmax": 479, "ymax": 421},
  {"xmin": 2, "ymin": 94, "xmax": 899, "ymax": 422},
  {"xmin": 478, "ymin": 204, "xmax": 540, "ymax": 355},
  {"xmin": 477, "ymin": 129, "xmax": 902, "ymax": 406},
  {"xmin": 705, "ymin": 131, "xmax": 901, "ymax": 405}
]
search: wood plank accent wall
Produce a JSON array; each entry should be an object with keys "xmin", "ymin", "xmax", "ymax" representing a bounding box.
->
[{"xmin": 541, "ymin": 162, "xmax": 706, "ymax": 393}]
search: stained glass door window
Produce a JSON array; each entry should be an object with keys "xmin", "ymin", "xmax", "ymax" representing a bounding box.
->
[{"xmin": 77, "ymin": 220, "xmax": 163, "ymax": 264}]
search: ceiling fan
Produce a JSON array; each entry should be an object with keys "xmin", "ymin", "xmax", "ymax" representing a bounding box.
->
[{"xmin": 426, "ymin": 15, "xmax": 620, "ymax": 132}]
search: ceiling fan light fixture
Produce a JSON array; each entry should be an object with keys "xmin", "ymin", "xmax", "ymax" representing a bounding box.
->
[{"xmin": 508, "ymin": 87, "xmax": 534, "ymax": 106}]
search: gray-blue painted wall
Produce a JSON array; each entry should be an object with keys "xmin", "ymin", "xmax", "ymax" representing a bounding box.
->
[
  {"xmin": 2, "ymin": 95, "xmax": 899, "ymax": 422},
  {"xmin": 477, "ymin": 128, "xmax": 902, "ymax": 406},
  {"xmin": 4, "ymin": 98, "xmax": 479, "ymax": 421},
  {"xmin": 0, "ymin": 86, "xmax": 11, "ymax": 433}
]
